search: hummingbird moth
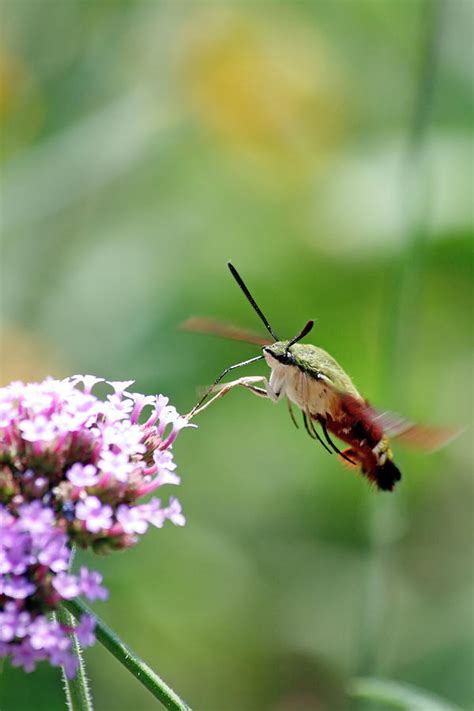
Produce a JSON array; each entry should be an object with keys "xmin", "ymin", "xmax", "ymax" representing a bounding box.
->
[{"xmin": 184, "ymin": 263, "xmax": 460, "ymax": 492}]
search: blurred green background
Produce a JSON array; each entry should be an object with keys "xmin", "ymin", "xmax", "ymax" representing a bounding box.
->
[{"xmin": 1, "ymin": 1, "xmax": 472, "ymax": 710}]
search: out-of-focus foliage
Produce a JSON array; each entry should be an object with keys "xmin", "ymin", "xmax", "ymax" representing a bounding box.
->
[{"xmin": 0, "ymin": 2, "xmax": 472, "ymax": 710}]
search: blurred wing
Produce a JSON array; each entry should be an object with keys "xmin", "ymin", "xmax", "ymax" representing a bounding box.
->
[
  {"xmin": 180, "ymin": 317, "xmax": 273, "ymax": 347},
  {"xmin": 322, "ymin": 379, "xmax": 462, "ymax": 452},
  {"xmin": 370, "ymin": 410, "xmax": 463, "ymax": 451}
]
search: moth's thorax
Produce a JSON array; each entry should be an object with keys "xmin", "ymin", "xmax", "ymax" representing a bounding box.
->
[
  {"xmin": 288, "ymin": 369, "xmax": 341, "ymax": 418},
  {"xmin": 263, "ymin": 341, "xmax": 362, "ymax": 417},
  {"xmin": 263, "ymin": 347, "xmax": 339, "ymax": 418},
  {"xmin": 264, "ymin": 341, "xmax": 344, "ymax": 373}
]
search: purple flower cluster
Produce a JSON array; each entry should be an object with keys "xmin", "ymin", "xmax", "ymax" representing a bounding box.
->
[{"xmin": 0, "ymin": 376, "xmax": 190, "ymax": 677}]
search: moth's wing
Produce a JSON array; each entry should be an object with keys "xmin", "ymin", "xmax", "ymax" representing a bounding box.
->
[
  {"xmin": 315, "ymin": 373, "xmax": 462, "ymax": 452},
  {"xmin": 180, "ymin": 317, "xmax": 273, "ymax": 347},
  {"xmin": 368, "ymin": 409, "xmax": 463, "ymax": 451}
]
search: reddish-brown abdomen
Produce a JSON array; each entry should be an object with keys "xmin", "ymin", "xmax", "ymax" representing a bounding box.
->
[{"xmin": 319, "ymin": 397, "xmax": 401, "ymax": 491}]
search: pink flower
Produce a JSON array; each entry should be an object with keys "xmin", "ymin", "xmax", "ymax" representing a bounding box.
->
[
  {"xmin": 106, "ymin": 380, "xmax": 135, "ymax": 397},
  {"xmin": 165, "ymin": 498, "xmax": 186, "ymax": 527},
  {"xmin": 19, "ymin": 415, "xmax": 57, "ymax": 442},
  {"xmin": 52, "ymin": 573, "xmax": 81, "ymax": 599},
  {"xmin": 71, "ymin": 375, "xmax": 104, "ymax": 394},
  {"xmin": 75, "ymin": 615, "xmax": 96, "ymax": 647},
  {"xmin": 97, "ymin": 450, "xmax": 135, "ymax": 483},
  {"xmin": 144, "ymin": 499, "xmax": 166, "ymax": 529},
  {"xmin": 128, "ymin": 392, "xmax": 157, "ymax": 424},
  {"xmin": 116, "ymin": 505, "xmax": 149, "ymax": 535},
  {"xmin": 79, "ymin": 567, "xmax": 108, "ymax": 601},
  {"xmin": 11, "ymin": 640, "xmax": 42, "ymax": 673},
  {"xmin": 0, "ymin": 374, "xmax": 190, "ymax": 679},
  {"xmin": 3, "ymin": 576, "xmax": 36, "ymax": 599},
  {"xmin": 66, "ymin": 463, "xmax": 99, "ymax": 487},
  {"xmin": 28, "ymin": 617, "xmax": 62, "ymax": 650},
  {"xmin": 18, "ymin": 501, "xmax": 55, "ymax": 534},
  {"xmin": 75, "ymin": 497, "xmax": 113, "ymax": 533}
]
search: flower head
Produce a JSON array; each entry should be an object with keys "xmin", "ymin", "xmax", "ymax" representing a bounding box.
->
[{"xmin": 0, "ymin": 375, "xmax": 190, "ymax": 678}]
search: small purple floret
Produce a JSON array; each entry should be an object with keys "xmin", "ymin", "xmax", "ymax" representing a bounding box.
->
[
  {"xmin": 75, "ymin": 496, "xmax": 113, "ymax": 533},
  {"xmin": 75, "ymin": 615, "xmax": 96, "ymax": 647},
  {"xmin": 79, "ymin": 567, "xmax": 108, "ymax": 601},
  {"xmin": 66, "ymin": 463, "xmax": 99, "ymax": 487}
]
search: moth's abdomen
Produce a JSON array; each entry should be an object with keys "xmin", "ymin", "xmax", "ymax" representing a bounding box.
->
[
  {"xmin": 336, "ymin": 446, "xmax": 402, "ymax": 491},
  {"xmin": 324, "ymin": 407, "xmax": 402, "ymax": 491}
]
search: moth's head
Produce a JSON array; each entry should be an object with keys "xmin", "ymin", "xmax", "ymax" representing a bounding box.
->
[
  {"xmin": 263, "ymin": 320, "xmax": 315, "ymax": 368},
  {"xmin": 263, "ymin": 341, "xmax": 294, "ymax": 367}
]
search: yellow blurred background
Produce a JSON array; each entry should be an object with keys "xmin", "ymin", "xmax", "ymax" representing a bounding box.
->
[{"xmin": 1, "ymin": 2, "xmax": 472, "ymax": 710}]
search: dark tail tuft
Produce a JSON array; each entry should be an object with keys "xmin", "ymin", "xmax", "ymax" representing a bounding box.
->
[{"xmin": 375, "ymin": 459, "xmax": 402, "ymax": 491}]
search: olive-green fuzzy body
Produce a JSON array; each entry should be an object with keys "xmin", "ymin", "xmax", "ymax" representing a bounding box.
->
[{"xmin": 263, "ymin": 341, "xmax": 361, "ymax": 416}]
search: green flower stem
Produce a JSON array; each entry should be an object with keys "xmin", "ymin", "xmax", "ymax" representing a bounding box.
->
[
  {"xmin": 54, "ymin": 545, "xmax": 93, "ymax": 710},
  {"xmin": 55, "ymin": 605, "xmax": 94, "ymax": 711},
  {"xmin": 358, "ymin": 0, "xmax": 444, "ymax": 677},
  {"xmin": 382, "ymin": 0, "xmax": 444, "ymax": 397},
  {"xmin": 63, "ymin": 598, "xmax": 192, "ymax": 711}
]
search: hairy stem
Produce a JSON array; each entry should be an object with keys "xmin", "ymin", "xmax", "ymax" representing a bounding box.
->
[
  {"xmin": 55, "ymin": 605, "xmax": 94, "ymax": 711},
  {"xmin": 63, "ymin": 597, "xmax": 192, "ymax": 711},
  {"xmin": 54, "ymin": 545, "xmax": 94, "ymax": 710}
]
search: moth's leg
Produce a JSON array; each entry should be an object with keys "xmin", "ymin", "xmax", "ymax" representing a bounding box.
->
[
  {"xmin": 188, "ymin": 355, "xmax": 265, "ymax": 417},
  {"xmin": 287, "ymin": 399, "xmax": 299, "ymax": 429},
  {"xmin": 300, "ymin": 373, "xmax": 331, "ymax": 454},
  {"xmin": 303, "ymin": 412, "xmax": 332, "ymax": 454},
  {"xmin": 236, "ymin": 379, "xmax": 268, "ymax": 399},
  {"xmin": 320, "ymin": 420, "xmax": 356, "ymax": 465},
  {"xmin": 267, "ymin": 370, "xmax": 286, "ymax": 402},
  {"xmin": 302, "ymin": 411, "xmax": 315, "ymax": 438},
  {"xmin": 188, "ymin": 376, "xmax": 269, "ymax": 419}
]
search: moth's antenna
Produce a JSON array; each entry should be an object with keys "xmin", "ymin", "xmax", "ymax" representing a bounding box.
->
[
  {"xmin": 286, "ymin": 320, "xmax": 314, "ymax": 351},
  {"xmin": 228, "ymin": 262, "xmax": 279, "ymax": 342}
]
